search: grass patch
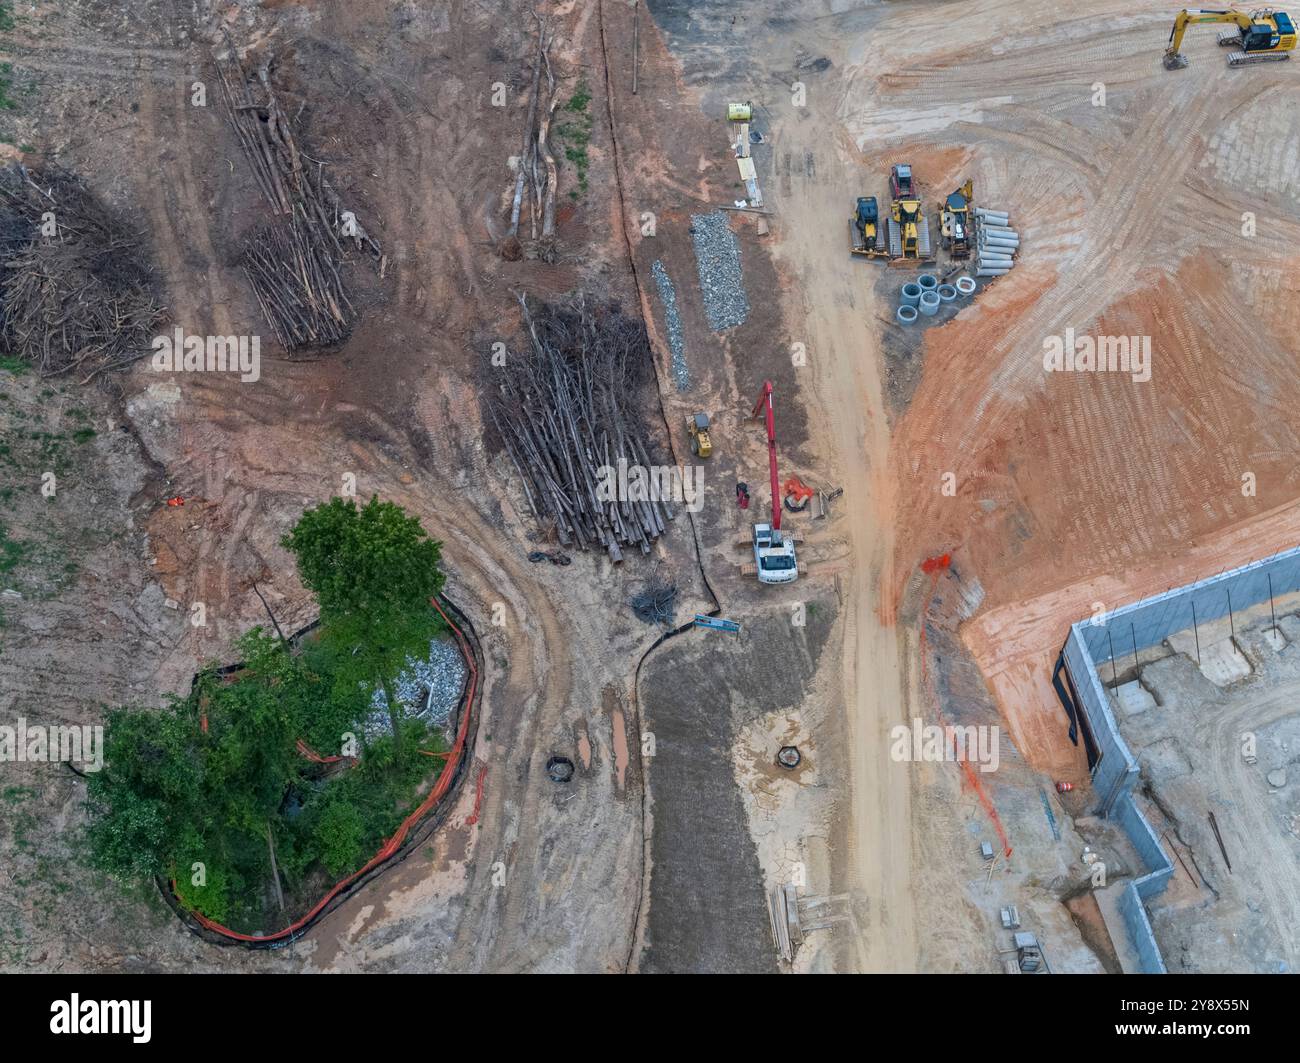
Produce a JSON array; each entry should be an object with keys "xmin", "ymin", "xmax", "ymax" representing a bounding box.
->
[
  {"xmin": 0, "ymin": 62, "xmax": 16, "ymax": 112},
  {"xmin": 555, "ymin": 78, "xmax": 594, "ymax": 199},
  {"xmin": 0, "ymin": 523, "xmax": 28, "ymax": 574}
]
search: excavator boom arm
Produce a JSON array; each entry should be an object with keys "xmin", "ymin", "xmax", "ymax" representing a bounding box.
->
[{"xmin": 1168, "ymin": 8, "xmax": 1253, "ymax": 54}]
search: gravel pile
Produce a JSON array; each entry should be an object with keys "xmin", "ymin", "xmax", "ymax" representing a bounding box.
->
[
  {"xmin": 366, "ymin": 635, "xmax": 467, "ymax": 739},
  {"xmin": 690, "ymin": 210, "xmax": 749, "ymax": 332},
  {"xmin": 651, "ymin": 259, "xmax": 689, "ymax": 390}
]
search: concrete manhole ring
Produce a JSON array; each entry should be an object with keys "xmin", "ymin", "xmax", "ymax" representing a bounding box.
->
[
  {"xmin": 547, "ymin": 755, "xmax": 576, "ymax": 782},
  {"xmin": 777, "ymin": 746, "xmax": 802, "ymax": 769}
]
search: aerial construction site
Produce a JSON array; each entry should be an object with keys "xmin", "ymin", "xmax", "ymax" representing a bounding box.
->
[{"xmin": 0, "ymin": 0, "xmax": 1297, "ymax": 994}]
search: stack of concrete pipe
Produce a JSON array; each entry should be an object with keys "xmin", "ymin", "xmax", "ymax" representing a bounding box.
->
[
  {"xmin": 974, "ymin": 206, "xmax": 1018, "ymax": 278},
  {"xmin": 896, "ymin": 271, "xmax": 978, "ymax": 325}
]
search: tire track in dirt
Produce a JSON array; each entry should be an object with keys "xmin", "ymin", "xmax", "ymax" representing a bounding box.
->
[
  {"xmin": 131, "ymin": 33, "xmax": 251, "ymax": 664},
  {"xmin": 1202, "ymin": 682, "xmax": 1300, "ymax": 963},
  {"xmin": 764, "ymin": 113, "xmax": 917, "ymax": 970}
]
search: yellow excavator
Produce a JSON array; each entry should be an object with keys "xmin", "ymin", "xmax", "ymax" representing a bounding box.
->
[{"xmin": 1164, "ymin": 8, "xmax": 1296, "ymax": 69}]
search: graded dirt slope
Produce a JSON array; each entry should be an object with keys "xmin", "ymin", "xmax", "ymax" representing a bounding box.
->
[
  {"xmin": 828, "ymin": 4, "xmax": 1300, "ymax": 753},
  {"xmin": 851, "ymin": 4, "xmax": 1300, "ymax": 609}
]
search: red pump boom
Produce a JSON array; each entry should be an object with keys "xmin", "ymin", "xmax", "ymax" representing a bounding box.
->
[{"xmin": 750, "ymin": 379, "xmax": 782, "ymax": 531}]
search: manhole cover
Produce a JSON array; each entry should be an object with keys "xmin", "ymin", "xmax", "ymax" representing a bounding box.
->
[
  {"xmin": 777, "ymin": 746, "xmax": 801, "ymax": 769},
  {"xmin": 547, "ymin": 756, "xmax": 575, "ymax": 783}
]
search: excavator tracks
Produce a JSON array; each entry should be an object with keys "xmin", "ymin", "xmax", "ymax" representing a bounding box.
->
[
  {"xmin": 1227, "ymin": 50, "xmax": 1292, "ymax": 65},
  {"xmin": 885, "ymin": 217, "xmax": 936, "ymax": 266}
]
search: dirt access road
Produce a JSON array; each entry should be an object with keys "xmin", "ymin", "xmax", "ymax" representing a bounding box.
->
[
  {"xmin": 765, "ymin": 102, "xmax": 916, "ymax": 971},
  {"xmin": 641, "ymin": 0, "xmax": 919, "ymax": 970}
]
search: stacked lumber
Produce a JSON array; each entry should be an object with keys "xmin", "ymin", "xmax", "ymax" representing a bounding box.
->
[
  {"xmin": 214, "ymin": 41, "xmax": 382, "ymax": 350},
  {"xmin": 0, "ymin": 164, "xmax": 164, "ymax": 381},
  {"xmin": 487, "ymin": 295, "xmax": 671, "ymax": 562}
]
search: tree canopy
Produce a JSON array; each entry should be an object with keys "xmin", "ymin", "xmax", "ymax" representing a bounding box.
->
[
  {"xmin": 281, "ymin": 495, "xmax": 446, "ymax": 742},
  {"xmin": 87, "ymin": 498, "xmax": 451, "ymax": 932}
]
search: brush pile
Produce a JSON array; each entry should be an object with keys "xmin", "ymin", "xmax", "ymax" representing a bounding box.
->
[
  {"xmin": 215, "ymin": 41, "xmax": 382, "ymax": 350},
  {"xmin": 631, "ymin": 579, "xmax": 678, "ymax": 626},
  {"xmin": 0, "ymin": 164, "xmax": 164, "ymax": 380},
  {"xmin": 487, "ymin": 295, "xmax": 672, "ymax": 562}
]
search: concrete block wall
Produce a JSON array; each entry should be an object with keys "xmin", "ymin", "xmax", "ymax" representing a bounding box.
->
[
  {"xmin": 1064, "ymin": 625, "xmax": 1170, "ymax": 972},
  {"xmin": 1064, "ymin": 628, "xmax": 1138, "ymax": 816},
  {"xmin": 1118, "ymin": 873, "xmax": 1169, "ymax": 974},
  {"xmin": 1113, "ymin": 789, "xmax": 1174, "ymax": 898},
  {"xmin": 1052, "ymin": 545, "xmax": 1300, "ymax": 972},
  {"xmin": 1078, "ymin": 545, "xmax": 1300, "ymax": 665}
]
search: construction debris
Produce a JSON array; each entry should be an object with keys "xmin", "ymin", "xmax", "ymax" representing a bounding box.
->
[
  {"xmin": 215, "ymin": 40, "xmax": 382, "ymax": 350},
  {"xmin": 694, "ymin": 614, "xmax": 741, "ymax": 634},
  {"xmin": 726, "ymin": 103, "xmax": 763, "ymax": 207},
  {"xmin": 506, "ymin": 13, "xmax": 560, "ymax": 257},
  {"xmin": 0, "ymin": 164, "xmax": 164, "ymax": 380},
  {"xmin": 487, "ymin": 295, "xmax": 672, "ymax": 561},
  {"xmin": 631, "ymin": 580, "xmax": 677, "ymax": 626}
]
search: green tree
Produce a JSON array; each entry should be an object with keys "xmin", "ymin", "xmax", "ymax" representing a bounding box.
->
[
  {"xmin": 88, "ymin": 498, "xmax": 451, "ymax": 928},
  {"xmin": 312, "ymin": 795, "xmax": 367, "ymax": 877},
  {"xmin": 87, "ymin": 703, "xmax": 207, "ymax": 880},
  {"xmin": 281, "ymin": 496, "xmax": 445, "ymax": 752}
]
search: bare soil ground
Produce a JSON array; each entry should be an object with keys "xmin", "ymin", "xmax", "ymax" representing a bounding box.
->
[
  {"xmin": 1104, "ymin": 599, "xmax": 1300, "ymax": 973},
  {"xmin": 849, "ymin": 2, "xmax": 1300, "ymax": 727},
  {"xmin": 1, "ymin": 0, "xmax": 669, "ymax": 972},
  {"xmin": 5, "ymin": 0, "xmax": 1295, "ymax": 975}
]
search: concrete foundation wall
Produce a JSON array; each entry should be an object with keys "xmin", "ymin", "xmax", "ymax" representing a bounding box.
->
[
  {"xmin": 1114, "ymin": 786, "xmax": 1174, "ymax": 974},
  {"xmin": 1078, "ymin": 545, "xmax": 1300, "ymax": 665},
  {"xmin": 1064, "ymin": 628, "xmax": 1137, "ymax": 815},
  {"xmin": 1118, "ymin": 874, "xmax": 1168, "ymax": 974},
  {"xmin": 1052, "ymin": 545, "xmax": 1300, "ymax": 972},
  {"xmin": 1064, "ymin": 625, "xmax": 1170, "ymax": 973},
  {"xmin": 1060, "ymin": 544, "xmax": 1300, "ymax": 971}
]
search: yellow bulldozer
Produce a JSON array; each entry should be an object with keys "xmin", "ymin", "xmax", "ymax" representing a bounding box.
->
[
  {"xmin": 849, "ymin": 196, "xmax": 890, "ymax": 259},
  {"xmin": 886, "ymin": 164, "xmax": 934, "ymax": 265},
  {"xmin": 687, "ymin": 412, "xmax": 712, "ymax": 458}
]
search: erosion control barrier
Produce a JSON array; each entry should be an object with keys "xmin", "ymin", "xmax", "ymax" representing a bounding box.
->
[
  {"xmin": 159, "ymin": 593, "xmax": 483, "ymax": 949},
  {"xmin": 1058, "ymin": 544, "xmax": 1300, "ymax": 972}
]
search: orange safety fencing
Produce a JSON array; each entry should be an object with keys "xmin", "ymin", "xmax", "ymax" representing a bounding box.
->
[
  {"xmin": 464, "ymin": 764, "xmax": 488, "ymax": 828},
  {"xmin": 917, "ymin": 557, "xmax": 1012, "ymax": 860},
  {"xmin": 173, "ymin": 594, "xmax": 480, "ymax": 944},
  {"xmin": 296, "ymin": 738, "xmax": 346, "ymax": 764}
]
